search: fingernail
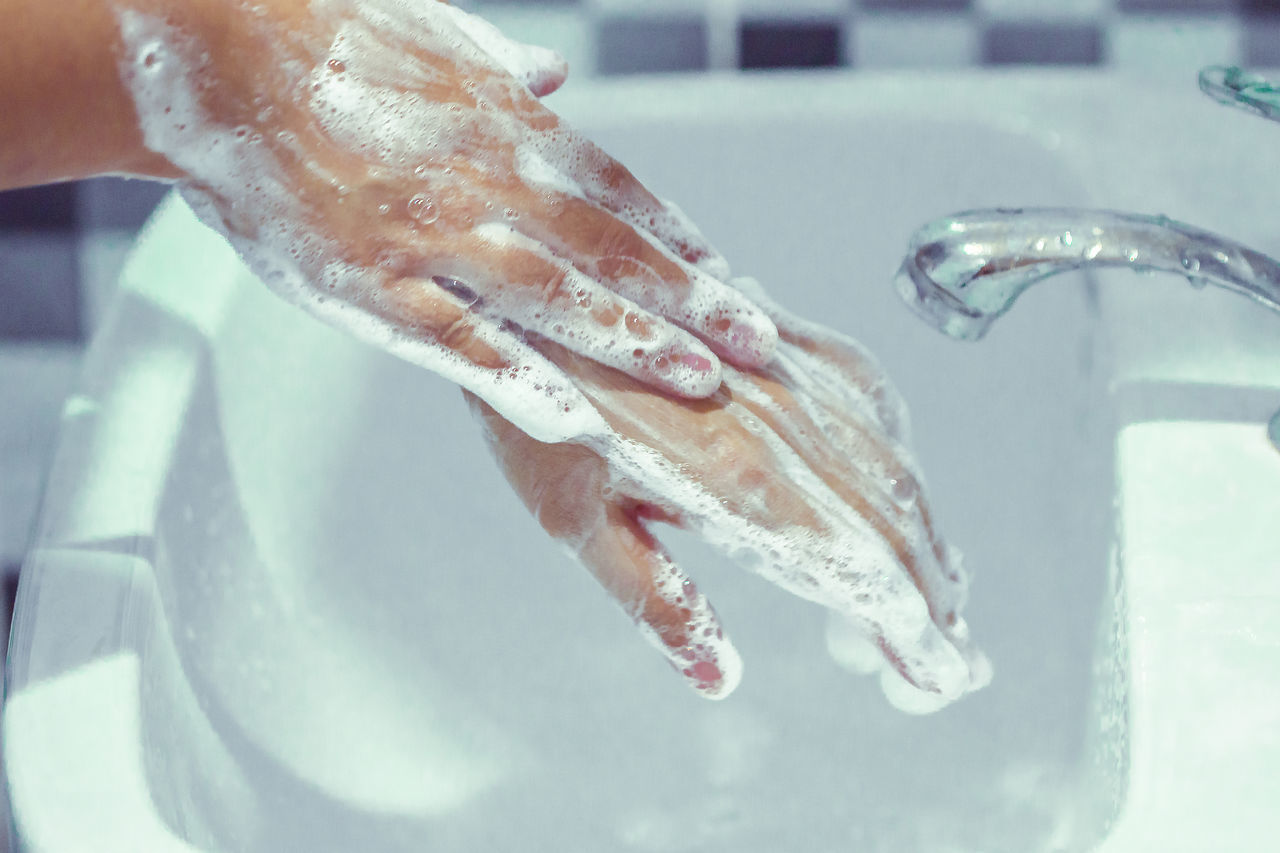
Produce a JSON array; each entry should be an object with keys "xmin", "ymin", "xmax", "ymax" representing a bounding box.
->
[
  {"xmin": 654, "ymin": 343, "xmax": 721, "ymax": 397},
  {"xmin": 671, "ymin": 632, "xmax": 742, "ymax": 700},
  {"xmin": 681, "ymin": 351, "xmax": 715, "ymax": 373},
  {"xmin": 731, "ymin": 317, "xmax": 778, "ymax": 364}
]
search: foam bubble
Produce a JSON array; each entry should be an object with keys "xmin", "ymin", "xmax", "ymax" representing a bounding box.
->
[{"xmin": 879, "ymin": 667, "xmax": 952, "ymax": 716}]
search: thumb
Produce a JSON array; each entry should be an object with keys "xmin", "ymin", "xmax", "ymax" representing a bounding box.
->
[
  {"xmin": 438, "ymin": 4, "xmax": 569, "ymax": 97},
  {"xmin": 577, "ymin": 503, "xmax": 743, "ymax": 700},
  {"xmin": 468, "ymin": 392, "xmax": 741, "ymax": 699}
]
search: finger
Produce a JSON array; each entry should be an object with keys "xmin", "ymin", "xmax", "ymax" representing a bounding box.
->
[
  {"xmin": 729, "ymin": 276, "xmax": 910, "ymax": 439},
  {"xmin": 729, "ymin": 360, "xmax": 966, "ymax": 635},
  {"xmin": 375, "ymin": 274, "xmax": 511, "ymax": 370},
  {"xmin": 459, "ymin": 223, "xmax": 725, "ymax": 398},
  {"xmin": 524, "ymin": 55, "xmax": 569, "ymax": 98},
  {"xmin": 769, "ymin": 345, "xmax": 966, "ymax": 611},
  {"xmin": 521, "ymin": 194, "xmax": 777, "ymax": 367},
  {"xmin": 357, "ymin": 274, "xmax": 607, "ymax": 443},
  {"xmin": 437, "ymin": 3, "xmax": 570, "ymax": 97},
  {"xmin": 559, "ymin": 353, "xmax": 966, "ymax": 701},
  {"xmin": 578, "ymin": 503, "xmax": 743, "ymax": 699},
  {"xmin": 714, "ymin": 361, "xmax": 980, "ymax": 703},
  {"xmin": 519, "ymin": 130, "xmax": 731, "ymax": 277},
  {"xmin": 467, "ymin": 395, "xmax": 742, "ymax": 699}
]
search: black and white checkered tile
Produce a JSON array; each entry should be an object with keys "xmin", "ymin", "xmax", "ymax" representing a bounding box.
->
[{"xmin": 0, "ymin": 0, "xmax": 1277, "ymax": 568}]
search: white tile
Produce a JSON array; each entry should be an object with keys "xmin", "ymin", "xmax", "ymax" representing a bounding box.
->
[
  {"xmin": 978, "ymin": 0, "xmax": 1111, "ymax": 19},
  {"xmin": 853, "ymin": 14, "xmax": 979, "ymax": 67},
  {"xmin": 0, "ymin": 344, "xmax": 83, "ymax": 564},
  {"xmin": 78, "ymin": 230, "xmax": 138, "ymax": 335},
  {"xmin": 1108, "ymin": 16, "xmax": 1242, "ymax": 72},
  {"xmin": 587, "ymin": 0, "xmax": 714, "ymax": 13}
]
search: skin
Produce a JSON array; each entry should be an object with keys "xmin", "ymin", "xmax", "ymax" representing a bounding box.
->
[
  {"xmin": 0, "ymin": 0, "xmax": 985, "ymax": 703},
  {"xmin": 471, "ymin": 297, "xmax": 987, "ymax": 703},
  {"xmin": 3, "ymin": 0, "xmax": 776, "ymax": 400},
  {"xmin": 0, "ymin": 0, "xmax": 188, "ymax": 183}
]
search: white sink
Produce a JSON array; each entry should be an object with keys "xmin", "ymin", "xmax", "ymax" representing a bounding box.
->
[{"xmin": 6, "ymin": 71, "xmax": 1279, "ymax": 852}]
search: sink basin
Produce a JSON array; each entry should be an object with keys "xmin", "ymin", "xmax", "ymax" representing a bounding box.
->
[{"xmin": 6, "ymin": 71, "xmax": 1279, "ymax": 852}]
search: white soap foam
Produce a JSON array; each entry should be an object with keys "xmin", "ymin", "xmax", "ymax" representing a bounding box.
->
[
  {"xmin": 468, "ymin": 222, "xmax": 723, "ymax": 398},
  {"xmin": 434, "ymin": 1, "xmax": 566, "ymax": 94},
  {"xmin": 116, "ymin": 6, "xmax": 610, "ymax": 444},
  {"xmin": 511, "ymin": 150, "xmax": 776, "ymax": 365},
  {"xmin": 825, "ymin": 613, "xmax": 882, "ymax": 675},
  {"xmin": 568, "ymin": 347, "xmax": 988, "ymax": 708},
  {"xmin": 119, "ymin": 2, "xmax": 985, "ymax": 710},
  {"xmin": 630, "ymin": 549, "xmax": 744, "ymax": 700}
]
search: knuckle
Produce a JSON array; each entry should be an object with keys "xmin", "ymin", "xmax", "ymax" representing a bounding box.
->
[
  {"xmin": 534, "ymin": 263, "xmax": 574, "ymax": 307},
  {"xmin": 437, "ymin": 315, "xmax": 478, "ymax": 354},
  {"xmin": 703, "ymin": 426, "xmax": 751, "ymax": 466},
  {"xmin": 531, "ymin": 450, "xmax": 604, "ymax": 539},
  {"xmin": 593, "ymin": 217, "xmax": 646, "ymax": 261}
]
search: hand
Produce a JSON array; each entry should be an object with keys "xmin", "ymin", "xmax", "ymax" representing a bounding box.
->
[
  {"xmin": 470, "ymin": 278, "xmax": 991, "ymax": 709},
  {"xmin": 112, "ymin": 0, "xmax": 777, "ymax": 442}
]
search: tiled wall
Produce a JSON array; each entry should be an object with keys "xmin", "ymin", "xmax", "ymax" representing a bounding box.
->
[
  {"xmin": 470, "ymin": 0, "xmax": 1280, "ymax": 76},
  {"xmin": 1, "ymin": 0, "xmax": 1278, "ymax": 569}
]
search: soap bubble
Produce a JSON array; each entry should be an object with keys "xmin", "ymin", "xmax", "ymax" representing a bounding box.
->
[{"xmin": 407, "ymin": 193, "xmax": 439, "ymax": 224}]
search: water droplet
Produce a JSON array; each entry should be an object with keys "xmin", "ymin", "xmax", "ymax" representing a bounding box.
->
[
  {"xmin": 503, "ymin": 207, "xmax": 519, "ymax": 221},
  {"xmin": 327, "ymin": 58, "xmax": 346, "ymax": 73},
  {"xmin": 1059, "ymin": 230, "xmax": 1073, "ymax": 248},
  {"xmin": 377, "ymin": 203, "xmax": 391, "ymax": 216},
  {"xmin": 407, "ymin": 193, "xmax": 439, "ymax": 224},
  {"xmin": 888, "ymin": 477, "xmax": 916, "ymax": 507},
  {"xmin": 413, "ymin": 163, "xmax": 429, "ymax": 179}
]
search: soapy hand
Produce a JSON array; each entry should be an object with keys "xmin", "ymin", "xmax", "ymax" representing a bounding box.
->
[
  {"xmin": 104, "ymin": 0, "xmax": 985, "ymax": 708},
  {"xmin": 471, "ymin": 279, "xmax": 991, "ymax": 710},
  {"xmin": 113, "ymin": 0, "xmax": 777, "ymax": 442}
]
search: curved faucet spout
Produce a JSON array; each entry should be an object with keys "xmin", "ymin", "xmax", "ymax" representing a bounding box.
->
[
  {"xmin": 895, "ymin": 208, "xmax": 1280, "ymax": 341},
  {"xmin": 1198, "ymin": 65, "xmax": 1280, "ymax": 122}
]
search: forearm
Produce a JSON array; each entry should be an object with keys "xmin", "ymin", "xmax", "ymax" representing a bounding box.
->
[{"xmin": 0, "ymin": 0, "xmax": 307, "ymax": 190}]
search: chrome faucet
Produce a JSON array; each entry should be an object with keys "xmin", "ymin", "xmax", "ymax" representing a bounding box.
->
[{"xmin": 895, "ymin": 66, "xmax": 1280, "ymax": 447}]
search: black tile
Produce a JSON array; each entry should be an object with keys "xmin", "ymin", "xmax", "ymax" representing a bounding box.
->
[
  {"xmin": 0, "ymin": 184, "xmax": 77, "ymax": 230},
  {"xmin": 860, "ymin": 0, "xmax": 971, "ymax": 9},
  {"xmin": 982, "ymin": 22, "xmax": 1104, "ymax": 66},
  {"xmin": 3, "ymin": 568, "xmax": 16, "ymax": 633},
  {"xmin": 740, "ymin": 20, "xmax": 842, "ymax": 70},
  {"xmin": 3, "ymin": 569, "xmax": 16, "ymax": 610},
  {"xmin": 0, "ymin": 232, "xmax": 82, "ymax": 340},
  {"xmin": 77, "ymin": 177, "xmax": 170, "ymax": 230},
  {"xmin": 597, "ymin": 16, "xmax": 708, "ymax": 75},
  {"xmin": 1117, "ymin": 0, "xmax": 1239, "ymax": 11},
  {"xmin": 1243, "ymin": 19, "xmax": 1280, "ymax": 63}
]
